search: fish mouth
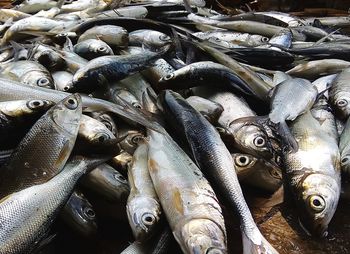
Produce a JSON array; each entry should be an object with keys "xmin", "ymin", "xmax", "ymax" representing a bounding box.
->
[{"xmin": 298, "ymin": 218, "xmax": 328, "ymax": 238}]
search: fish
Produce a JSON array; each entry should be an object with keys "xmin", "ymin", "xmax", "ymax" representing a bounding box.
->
[
  {"xmin": 52, "ymin": 71, "xmax": 73, "ymax": 91},
  {"xmin": 0, "ymin": 155, "xmax": 107, "ymax": 254},
  {"xmin": 0, "ymin": 78, "xmax": 165, "ymax": 135},
  {"xmin": 73, "ymin": 39, "xmax": 114, "ymax": 60},
  {"xmin": 157, "ymin": 61, "xmax": 257, "ymax": 97},
  {"xmin": 268, "ymin": 78, "xmax": 318, "ymax": 151},
  {"xmin": 77, "ymin": 114, "xmax": 121, "ymax": 155},
  {"xmin": 60, "ymin": 190, "xmax": 98, "ymax": 238},
  {"xmin": 80, "ymin": 163, "xmax": 130, "ymax": 202},
  {"xmin": 129, "ymin": 29, "xmax": 172, "ymax": 50},
  {"xmin": 232, "ymin": 153, "xmax": 283, "ymax": 192},
  {"xmin": 0, "ymin": 60, "xmax": 55, "ymax": 89},
  {"xmin": 77, "ymin": 25, "xmax": 129, "ymax": 48},
  {"xmin": 339, "ymin": 117, "xmax": 350, "ymax": 176},
  {"xmin": 68, "ymin": 50, "xmax": 165, "ymax": 93},
  {"xmin": 160, "ymin": 90, "xmax": 278, "ymax": 254},
  {"xmin": 0, "ymin": 94, "xmax": 82, "ymax": 198},
  {"xmin": 0, "ymin": 99, "xmax": 54, "ymax": 150},
  {"xmin": 329, "ymin": 67, "xmax": 350, "ymax": 120},
  {"xmin": 186, "ymin": 95, "xmax": 223, "ymax": 124},
  {"xmin": 283, "ymin": 109, "xmax": 341, "ymax": 237},
  {"xmin": 127, "ymin": 141, "xmax": 161, "ymax": 241}
]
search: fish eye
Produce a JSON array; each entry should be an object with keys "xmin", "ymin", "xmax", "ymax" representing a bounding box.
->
[
  {"xmin": 141, "ymin": 213, "xmax": 156, "ymax": 226},
  {"xmin": 341, "ymin": 155, "xmax": 350, "ymax": 165},
  {"xmin": 36, "ymin": 77, "xmax": 50, "ymax": 87},
  {"xmin": 113, "ymin": 173, "xmax": 127, "ymax": 183},
  {"xmin": 234, "ymin": 155, "xmax": 251, "ymax": 167},
  {"xmin": 63, "ymin": 86, "xmax": 70, "ymax": 91},
  {"xmin": 64, "ymin": 97, "xmax": 79, "ymax": 109},
  {"xmin": 253, "ymin": 136, "xmax": 266, "ymax": 147},
  {"xmin": 214, "ymin": 37, "xmax": 221, "ymax": 42},
  {"xmin": 163, "ymin": 73, "xmax": 175, "ymax": 81},
  {"xmin": 159, "ymin": 34, "xmax": 171, "ymax": 41},
  {"xmin": 97, "ymin": 46, "xmax": 107, "ymax": 53},
  {"xmin": 27, "ymin": 100, "xmax": 45, "ymax": 109},
  {"xmin": 94, "ymin": 133, "xmax": 110, "ymax": 143},
  {"xmin": 83, "ymin": 207, "xmax": 96, "ymax": 219},
  {"xmin": 308, "ymin": 195, "xmax": 326, "ymax": 212},
  {"xmin": 131, "ymin": 134, "xmax": 144, "ymax": 145},
  {"xmin": 269, "ymin": 167, "xmax": 282, "ymax": 179},
  {"xmin": 337, "ymin": 99, "xmax": 348, "ymax": 107},
  {"xmin": 261, "ymin": 37, "xmax": 269, "ymax": 42}
]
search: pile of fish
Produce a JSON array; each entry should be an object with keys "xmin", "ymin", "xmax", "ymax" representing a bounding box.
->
[{"xmin": 1, "ymin": 0, "xmax": 350, "ymax": 253}]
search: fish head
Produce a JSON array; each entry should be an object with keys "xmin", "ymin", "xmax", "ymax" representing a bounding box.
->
[
  {"xmin": 90, "ymin": 112, "xmax": 118, "ymax": 136},
  {"xmin": 0, "ymin": 99, "xmax": 53, "ymax": 118},
  {"xmin": 118, "ymin": 130, "xmax": 145, "ymax": 155},
  {"xmin": 332, "ymin": 93, "xmax": 350, "ymax": 120},
  {"xmin": 297, "ymin": 173, "xmax": 340, "ymax": 237},
  {"xmin": 89, "ymin": 41, "xmax": 113, "ymax": 56},
  {"xmin": 21, "ymin": 71, "xmax": 55, "ymax": 89},
  {"xmin": 231, "ymin": 153, "xmax": 257, "ymax": 179},
  {"xmin": 229, "ymin": 123, "xmax": 273, "ymax": 159},
  {"xmin": 178, "ymin": 219, "xmax": 226, "ymax": 254},
  {"xmin": 113, "ymin": 88, "xmax": 143, "ymax": 109},
  {"xmin": 51, "ymin": 93, "xmax": 82, "ymax": 136},
  {"xmin": 126, "ymin": 196, "xmax": 161, "ymax": 241}
]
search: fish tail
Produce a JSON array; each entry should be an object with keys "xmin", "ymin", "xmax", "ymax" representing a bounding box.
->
[
  {"xmin": 242, "ymin": 229, "xmax": 279, "ymax": 254},
  {"xmin": 275, "ymin": 120, "xmax": 298, "ymax": 153}
]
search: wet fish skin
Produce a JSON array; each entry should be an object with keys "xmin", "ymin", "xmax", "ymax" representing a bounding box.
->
[
  {"xmin": 339, "ymin": 117, "xmax": 350, "ymax": 176},
  {"xmin": 193, "ymin": 87, "xmax": 275, "ymax": 160},
  {"xmin": 158, "ymin": 61, "xmax": 257, "ymax": 96},
  {"xmin": 69, "ymin": 51, "xmax": 163, "ymax": 93},
  {"xmin": 61, "ymin": 190, "xmax": 98, "ymax": 238},
  {"xmin": 77, "ymin": 114, "xmax": 120, "ymax": 155},
  {"xmin": 0, "ymin": 78, "xmax": 165, "ymax": 135},
  {"xmin": 269, "ymin": 78, "xmax": 318, "ymax": 151},
  {"xmin": 283, "ymin": 110, "xmax": 341, "ymax": 237},
  {"xmin": 0, "ymin": 99, "xmax": 54, "ymax": 149},
  {"xmin": 0, "ymin": 155, "xmax": 107, "ymax": 254},
  {"xmin": 0, "ymin": 9, "xmax": 31, "ymax": 22},
  {"xmin": 52, "ymin": 71, "xmax": 73, "ymax": 92},
  {"xmin": 129, "ymin": 29, "xmax": 172, "ymax": 50},
  {"xmin": 186, "ymin": 96, "xmax": 223, "ymax": 124},
  {"xmin": 0, "ymin": 60, "xmax": 55, "ymax": 89},
  {"xmin": 160, "ymin": 90, "xmax": 277, "ymax": 254},
  {"xmin": 329, "ymin": 67, "xmax": 350, "ymax": 120},
  {"xmin": 80, "ymin": 163, "xmax": 130, "ymax": 202},
  {"xmin": 127, "ymin": 141, "xmax": 161, "ymax": 241},
  {"xmin": 77, "ymin": 25, "xmax": 129, "ymax": 48},
  {"xmin": 0, "ymin": 94, "xmax": 82, "ymax": 198},
  {"xmin": 232, "ymin": 153, "xmax": 282, "ymax": 192},
  {"xmin": 74, "ymin": 39, "xmax": 114, "ymax": 60},
  {"xmin": 147, "ymin": 129, "xmax": 227, "ymax": 254},
  {"xmin": 87, "ymin": 111, "xmax": 118, "ymax": 137}
]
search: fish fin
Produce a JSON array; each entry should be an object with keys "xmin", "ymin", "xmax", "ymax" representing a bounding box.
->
[
  {"xmin": 274, "ymin": 120, "xmax": 298, "ymax": 153},
  {"xmin": 171, "ymin": 27, "xmax": 186, "ymax": 62},
  {"xmin": 255, "ymin": 186, "xmax": 284, "ymax": 208},
  {"xmin": 63, "ymin": 37, "xmax": 74, "ymax": 52},
  {"xmin": 242, "ymin": 229, "xmax": 279, "ymax": 254},
  {"xmin": 316, "ymin": 86, "xmax": 330, "ymax": 101},
  {"xmin": 313, "ymin": 28, "xmax": 340, "ymax": 46},
  {"xmin": 9, "ymin": 41, "xmax": 23, "ymax": 60}
]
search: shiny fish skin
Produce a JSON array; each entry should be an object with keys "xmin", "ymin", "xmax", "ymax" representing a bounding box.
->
[
  {"xmin": 77, "ymin": 25, "xmax": 129, "ymax": 48},
  {"xmin": 147, "ymin": 130, "xmax": 227, "ymax": 254},
  {"xmin": 0, "ymin": 156, "xmax": 106, "ymax": 254},
  {"xmin": 329, "ymin": 67, "xmax": 350, "ymax": 120},
  {"xmin": 52, "ymin": 71, "xmax": 73, "ymax": 91},
  {"xmin": 80, "ymin": 163, "xmax": 130, "ymax": 202},
  {"xmin": 127, "ymin": 141, "xmax": 161, "ymax": 241},
  {"xmin": 339, "ymin": 117, "xmax": 350, "ymax": 176},
  {"xmin": 69, "ymin": 51, "xmax": 164, "ymax": 93},
  {"xmin": 283, "ymin": 110, "xmax": 341, "ymax": 237},
  {"xmin": 160, "ymin": 90, "xmax": 277, "ymax": 254},
  {"xmin": 186, "ymin": 96, "xmax": 223, "ymax": 124},
  {"xmin": 61, "ymin": 190, "xmax": 98, "ymax": 238},
  {"xmin": 0, "ymin": 60, "xmax": 55, "ymax": 89},
  {"xmin": 74, "ymin": 39, "xmax": 114, "ymax": 60},
  {"xmin": 0, "ymin": 94, "xmax": 82, "ymax": 198},
  {"xmin": 0, "ymin": 78, "xmax": 165, "ymax": 135}
]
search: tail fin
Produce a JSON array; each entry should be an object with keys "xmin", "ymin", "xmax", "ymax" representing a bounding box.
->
[
  {"xmin": 242, "ymin": 229, "xmax": 279, "ymax": 254},
  {"xmin": 276, "ymin": 120, "xmax": 298, "ymax": 153}
]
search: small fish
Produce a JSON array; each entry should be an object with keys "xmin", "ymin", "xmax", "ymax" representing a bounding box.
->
[{"xmin": 74, "ymin": 39, "xmax": 114, "ymax": 60}]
